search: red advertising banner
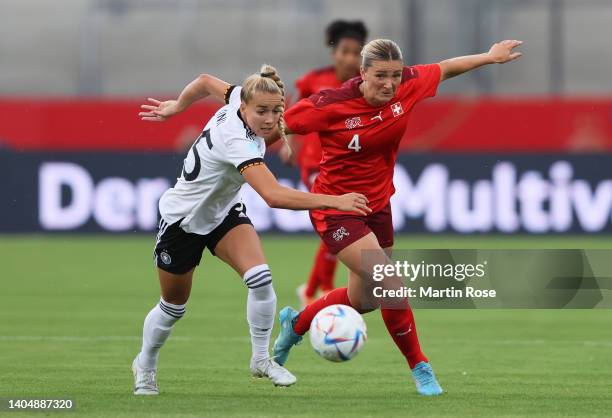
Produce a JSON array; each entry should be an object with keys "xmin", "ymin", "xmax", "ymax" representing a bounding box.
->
[
  {"xmin": 1, "ymin": 97, "xmax": 611, "ymax": 152},
  {"xmin": 404, "ymin": 98, "xmax": 612, "ymax": 152}
]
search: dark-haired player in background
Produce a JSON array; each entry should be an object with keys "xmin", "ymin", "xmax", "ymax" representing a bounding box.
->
[{"xmin": 282, "ymin": 20, "xmax": 368, "ymax": 307}]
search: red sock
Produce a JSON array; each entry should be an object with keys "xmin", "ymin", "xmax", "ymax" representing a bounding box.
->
[
  {"xmin": 305, "ymin": 242, "xmax": 338, "ymax": 297},
  {"xmin": 381, "ymin": 305, "xmax": 428, "ymax": 369},
  {"xmin": 293, "ymin": 287, "xmax": 352, "ymax": 335},
  {"xmin": 318, "ymin": 243, "xmax": 338, "ymax": 293}
]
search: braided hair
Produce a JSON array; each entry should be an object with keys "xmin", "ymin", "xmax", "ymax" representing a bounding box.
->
[{"xmin": 241, "ymin": 64, "xmax": 290, "ymax": 156}]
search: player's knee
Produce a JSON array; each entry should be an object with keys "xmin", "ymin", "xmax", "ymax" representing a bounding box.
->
[
  {"xmin": 348, "ymin": 291, "xmax": 380, "ymax": 313},
  {"xmin": 158, "ymin": 298, "xmax": 187, "ymax": 321},
  {"xmin": 160, "ymin": 294, "xmax": 190, "ymax": 306},
  {"xmin": 243, "ymin": 264, "xmax": 275, "ymax": 297},
  {"xmin": 380, "ymin": 295, "xmax": 409, "ymax": 310}
]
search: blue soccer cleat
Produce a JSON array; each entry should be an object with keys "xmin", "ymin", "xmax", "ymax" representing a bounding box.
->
[
  {"xmin": 411, "ymin": 361, "xmax": 443, "ymax": 396},
  {"xmin": 273, "ymin": 307, "xmax": 303, "ymax": 366}
]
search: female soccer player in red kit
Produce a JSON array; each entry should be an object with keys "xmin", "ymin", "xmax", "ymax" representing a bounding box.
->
[
  {"xmin": 274, "ymin": 38, "xmax": 523, "ymax": 395},
  {"xmin": 288, "ymin": 20, "xmax": 368, "ymax": 306}
]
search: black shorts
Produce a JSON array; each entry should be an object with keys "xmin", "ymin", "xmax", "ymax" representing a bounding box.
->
[{"xmin": 153, "ymin": 202, "xmax": 253, "ymax": 274}]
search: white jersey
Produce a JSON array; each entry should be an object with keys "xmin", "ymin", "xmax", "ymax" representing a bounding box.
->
[{"xmin": 159, "ymin": 86, "xmax": 266, "ymax": 235}]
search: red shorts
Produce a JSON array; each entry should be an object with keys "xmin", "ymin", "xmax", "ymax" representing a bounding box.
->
[{"xmin": 309, "ymin": 203, "xmax": 394, "ymax": 254}]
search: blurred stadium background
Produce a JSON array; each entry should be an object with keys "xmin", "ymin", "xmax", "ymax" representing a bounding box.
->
[
  {"xmin": 1, "ymin": 1, "xmax": 611, "ymax": 416},
  {"xmin": 2, "ymin": 0, "xmax": 612, "ymax": 235}
]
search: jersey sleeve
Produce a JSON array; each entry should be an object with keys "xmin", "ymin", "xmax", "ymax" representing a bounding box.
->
[
  {"xmin": 224, "ymin": 85, "xmax": 242, "ymax": 107},
  {"xmin": 295, "ymin": 72, "xmax": 314, "ymax": 99},
  {"xmin": 284, "ymin": 98, "xmax": 330, "ymax": 135},
  {"xmin": 404, "ymin": 64, "xmax": 441, "ymax": 101},
  {"xmin": 225, "ymin": 137, "xmax": 264, "ymax": 174}
]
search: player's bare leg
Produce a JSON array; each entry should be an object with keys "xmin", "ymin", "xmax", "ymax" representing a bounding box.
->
[
  {"xmin": 274, "ymin": 233, "xmax": 382, "ymax": 365},
  {"xmin": 133, "ymin": 268, "xmax": 193, "ymax": 395},
  {"xmin": 214, "ymin": 224, "xmax": 267, "ymax": 277},
  {"xmin": 215, "ymin": 224, "xmax": 296, "ymax": 387},
  {"xmin": 277, "ymin": 232, "xmax": 442, "ymax": 395},
  {"xmin": 338, "ymin": 237, "xmax": 442, "ymax": 395}
]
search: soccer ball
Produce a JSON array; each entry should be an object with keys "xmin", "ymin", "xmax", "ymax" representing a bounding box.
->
[{"xmin": 309, "ymin": 304, "xmax": 367, "ymax": 362}]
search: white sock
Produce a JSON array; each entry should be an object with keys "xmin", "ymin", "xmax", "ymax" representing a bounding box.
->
[
  {"xmin": 138, "ymin": 298, "xmax": 186, "ymax": 370},
  {"xmin": 244, "ymin": 264, "xmax": 276, "ymax": 364}
]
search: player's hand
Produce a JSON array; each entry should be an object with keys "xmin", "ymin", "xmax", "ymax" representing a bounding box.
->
[
  {"xmin": 335, "ymin": 193, "xmax": 372, "ymax": 215},
  {"xmin": 139, "ymin": 98, "xmax": 183, "ymax": 122},
  {"xmin": 488, "ymin": 40, "xmax": 523, "ymax": 64}
]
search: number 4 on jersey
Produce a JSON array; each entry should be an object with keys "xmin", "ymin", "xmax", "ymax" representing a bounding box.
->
[{"xmin": 348, "ymin": 134, "xmax": 362, "ymax": 152}]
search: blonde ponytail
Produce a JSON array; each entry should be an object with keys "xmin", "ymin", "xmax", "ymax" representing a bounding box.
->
[
  {"xmin": 242, "ymin": 64, "xmax": 291, "ymax": 156},
  {"xmin": 361, "ymin": 39, "xmax": 403, "ymax": 69}
]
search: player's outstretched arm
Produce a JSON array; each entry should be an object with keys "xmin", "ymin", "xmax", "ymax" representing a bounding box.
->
[
  {"xmin": 439, "ymin": 39, "xmax": 523, "ymax": 82},
  {"xmin": 139, "ymin": 74, "xmax": 230, "ymax": 122},
  {"xmin": 242, "ymin": 164, "xmax": 371, "ymax": 215}
]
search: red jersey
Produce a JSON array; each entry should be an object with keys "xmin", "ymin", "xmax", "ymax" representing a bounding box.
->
[
  {"xmin": 285, "ymin": 63, "xmax": 441, "ymax": 215},
  {"xmin": 294, "ymin": 66, "xmax": 347, "ymax": 169}
]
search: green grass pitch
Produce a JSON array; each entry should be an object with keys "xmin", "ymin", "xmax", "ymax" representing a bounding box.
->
[{"xmin": 1, "ymin": 235, "xmax": 611, "ymax": 417}]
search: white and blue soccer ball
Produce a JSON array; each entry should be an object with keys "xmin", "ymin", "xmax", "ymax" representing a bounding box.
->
[{"xmin": 309, "ymin": 304, "xmax": 367, "ymax": 362}]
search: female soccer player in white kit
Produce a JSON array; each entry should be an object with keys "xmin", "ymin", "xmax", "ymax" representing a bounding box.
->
[{"xmin": 133, "ymin": 64, "xmax": 370, "ymax": 394}]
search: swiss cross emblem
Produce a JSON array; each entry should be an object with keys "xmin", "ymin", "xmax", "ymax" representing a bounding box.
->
[{"xmin": 391, "ymin": 102, "xmax": 403, "ymax": 117}]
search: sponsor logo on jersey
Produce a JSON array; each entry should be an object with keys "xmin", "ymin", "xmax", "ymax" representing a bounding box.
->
[
  {"xmin": 160, "ymin": 251, "xmax": 172, "ymax": 265},
  {"xmin": 396, "ymin": 323, "xmax": 412, "ymax": 336},
  {"xmin": 345, "ymin": 117, "xmax": 363, "ymax": 130},
  {"xmin": 332, "ymin": 226, "xmax": 350, "ymax": 241},
  {"xmin": 391, "ymin": 102, "xmax": 404, "ymax": 117},
  {"xmin": 216, "ymin": 109, "xmax": 228, "ymax": 125},
  {"xmin": 370, "ymin": 111, "xmax": 383, "ymax": 122},
  {"xmin": 245, "ymin": 126, "xmax": 257, "ymax": 140}
]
